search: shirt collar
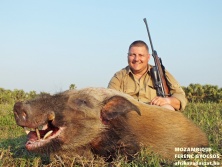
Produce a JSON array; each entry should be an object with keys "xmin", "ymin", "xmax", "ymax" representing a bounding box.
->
[{"xmin": 126, "ymin": 64, "xmax": 152, "ymax": 75}]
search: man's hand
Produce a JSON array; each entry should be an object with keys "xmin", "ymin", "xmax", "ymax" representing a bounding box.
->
[
  {"xmin": 150, "ymin": 96, "xmax": 181, "ymax": 111},
  {"xmin": 150, "ymin": 96, "xmax": 170, "ymax": 106}
]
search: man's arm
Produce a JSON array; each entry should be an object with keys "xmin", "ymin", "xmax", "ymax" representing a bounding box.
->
[
  {"xmin": 108, "ymin": 74, "xmax": 121, "ymax": 91},
  {"xmin": 163, "ymin": 70, "xmax": 188, "ymax": 111},
  {"xmin": 150, "ymin": 96, "xmax": 181, "ymax": 111},
  {"xmin": 150, "ymin": 70, "xmax": 187, "ymax": 111}
]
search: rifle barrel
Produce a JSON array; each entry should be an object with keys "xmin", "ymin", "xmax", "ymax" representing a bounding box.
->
[{"xmin": 143, "ymin": 18, "xmax": 154, "ymax": 54}]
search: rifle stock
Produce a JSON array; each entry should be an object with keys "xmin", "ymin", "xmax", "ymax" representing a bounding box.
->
[{"xmin": 143, "ymin": 18, "xmax": 171, "ymax": 97}]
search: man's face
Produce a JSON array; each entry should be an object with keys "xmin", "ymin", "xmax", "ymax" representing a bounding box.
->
[{"xmin": 128, "ymin": 46, "xmax": 150, "ymax": 74}]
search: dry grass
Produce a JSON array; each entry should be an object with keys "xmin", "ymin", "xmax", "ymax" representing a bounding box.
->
[{"xmin": 0, "ymin": 103, "xmax": 221, "ymax": 166}]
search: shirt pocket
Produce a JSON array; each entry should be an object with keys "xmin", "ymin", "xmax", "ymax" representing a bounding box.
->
[
  {"xmin": 145, "ymin": 85, "xmax": 157, "ymax": 101},
  {"xmin": 124, "ymin": 86, "xmax": 137, "ymax": 96}
]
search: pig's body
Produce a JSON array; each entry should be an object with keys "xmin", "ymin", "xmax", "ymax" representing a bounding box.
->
[{"xmin": 13, "ymin": 87, "xmax": 209, "ymax": 161}]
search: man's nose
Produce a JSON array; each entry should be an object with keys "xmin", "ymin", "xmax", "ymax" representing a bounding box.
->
[{"xmin": 133, "ymin": 55, "xmax": 140, "ymax": 61}]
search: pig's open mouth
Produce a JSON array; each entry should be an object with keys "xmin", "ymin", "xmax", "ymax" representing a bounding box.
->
[{"xmin": 24, "ymin": 120, "xmax": 65, "ymax": 151}]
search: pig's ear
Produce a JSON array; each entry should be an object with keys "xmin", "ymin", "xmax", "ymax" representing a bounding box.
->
[{"xmin": 101, "ymin": 96, "xmax": 141, "ymax": 123}]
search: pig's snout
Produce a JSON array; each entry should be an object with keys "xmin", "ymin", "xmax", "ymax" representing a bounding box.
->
[{"xmin": 13, "ymin": 102, "xmax": 29, "ymax": 124}]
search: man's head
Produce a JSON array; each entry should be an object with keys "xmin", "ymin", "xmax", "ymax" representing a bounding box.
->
[{"xmin": 127, "ymin": 40, "xmax": 151, "ymax": 75}]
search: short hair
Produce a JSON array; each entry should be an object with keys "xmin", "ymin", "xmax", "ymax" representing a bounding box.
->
[{"xmin": 128, "ymin": 40, "xmax": 149, "ymax": 52}]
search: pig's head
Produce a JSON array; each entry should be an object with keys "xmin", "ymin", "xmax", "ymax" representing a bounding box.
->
[{"xmin": 13, "ymin": 88, "xmax": 140, "ymax": 155}]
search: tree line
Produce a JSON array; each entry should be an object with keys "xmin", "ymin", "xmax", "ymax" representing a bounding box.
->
[
  {"xmin": 0, "ymin": 88, "xmax": 48, "ymax": 105},
  {"xmin": 182, "ymin": 84, "xmax": 222, "ymax": 103},
  {"xmin": 0, "ymin": 83, "xmax": 222, "ymax": 105}
]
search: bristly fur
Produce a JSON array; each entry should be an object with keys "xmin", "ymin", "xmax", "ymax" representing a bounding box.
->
[{"xmin": 13, "ymin": 87, "xmax": 209, "ymax": 162}]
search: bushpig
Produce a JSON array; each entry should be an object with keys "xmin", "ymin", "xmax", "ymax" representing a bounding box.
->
[{"xmin": 13, "ymin": 87, "xmax": 209, "ymax": 161}]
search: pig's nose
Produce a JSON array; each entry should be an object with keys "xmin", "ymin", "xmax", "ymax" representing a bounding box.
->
[
  {"xmin": 14, "ymin": 102, "xmax": 23, "ymax": 113},
  {"xmin": 14, "ymin": 102, "xmax": 27, "ymax": 121}
]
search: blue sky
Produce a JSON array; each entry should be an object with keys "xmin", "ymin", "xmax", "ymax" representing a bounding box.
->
[{"xmin": 1, "ymin": 0, "xmax": 222, "ymax": 93}]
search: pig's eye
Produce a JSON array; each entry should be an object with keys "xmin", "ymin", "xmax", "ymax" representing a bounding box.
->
[
  {"xmin": 75, "ymin": 99, "xmax": 89, "ymax": 106},
  {"xmin": 82, "ymin": 100, "xmax": 87, "ymax": 105},
  {"xmin": 71, "ymin": 96, "xmax": 94, "ymax": 108}
]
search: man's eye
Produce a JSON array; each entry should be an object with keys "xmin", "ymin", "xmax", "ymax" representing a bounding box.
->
[{"xmin": 128, "ymin": 53, "xmax": 134, "ymax": 56}]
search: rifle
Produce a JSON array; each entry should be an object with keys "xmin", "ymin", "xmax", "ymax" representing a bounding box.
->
[{"xmin": 143, "ymin": 18, "xmax": 171, "ymax": 97}]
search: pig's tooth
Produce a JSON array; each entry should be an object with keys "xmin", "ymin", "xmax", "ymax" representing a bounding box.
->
[
  {"xmin": 35, "ymin": 128, "xmax": 41, "ymax": 140},
  {"xmin": 42, "ymin": 124, "xmax": 48, "ymax": 130},
  {"xmin": 24, "ymin": 127, "xmax": 30, "ymax": 134},
  {"xmin": 43, "ymin": 130, "xmax": 53, "ymax": 139},
  {"xmin": 24, "ymin": 127, "xmax": 35, "ymax": 133},
  {"xmin": 48, "ymin": 112, "xmax": 55, "ymax": 121}
]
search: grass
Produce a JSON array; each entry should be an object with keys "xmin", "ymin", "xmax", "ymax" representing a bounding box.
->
[{"xmin": 0, "ymin": 103, "xmax": 221, "ymax": 167}]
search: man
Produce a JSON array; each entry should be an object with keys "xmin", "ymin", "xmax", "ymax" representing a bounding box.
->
[{"xmin": 108, "ymin": 40, "xmax": 187, "ymax": 111}]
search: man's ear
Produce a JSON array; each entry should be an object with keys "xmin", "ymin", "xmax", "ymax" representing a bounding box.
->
[{"xmin": 101, "ymin": 96, "xmax": 141, "ymax": 123}]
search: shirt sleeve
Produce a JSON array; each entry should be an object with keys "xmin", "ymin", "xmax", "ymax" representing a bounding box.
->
[
  {"xmin": 108, "ymin": 72, "xmax": 122, "ymax": 91},
  {"xmin": 165, "ymin": 70, "xmax": 188, "ymax": 111}
]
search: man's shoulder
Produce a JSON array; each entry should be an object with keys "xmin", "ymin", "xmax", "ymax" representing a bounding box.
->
[
  {"xmin": 114, "ymin": 66, "xmax": 130, "ymax": 76},
  {"xmin": 108, "ymin": 66, "xmax": 130, "ymax": 89}
]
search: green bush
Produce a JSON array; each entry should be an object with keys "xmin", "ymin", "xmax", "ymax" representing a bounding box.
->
[
  {"xmin": 1, "ymin": 83, "xmax": 222, "ymax": 105},
  {"xmin": 0, "ymin": 88, "xmax": 39, "ymax": 105},
  {"xmin": 182, "ymin": 84, "xmax": 222, "ymax": 103}
]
